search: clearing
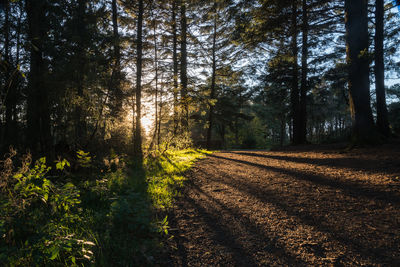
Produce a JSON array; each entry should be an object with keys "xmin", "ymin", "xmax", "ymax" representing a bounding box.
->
[{"xmin": 164, "ymin": 144, "xmax": 400, "ymax": 266}]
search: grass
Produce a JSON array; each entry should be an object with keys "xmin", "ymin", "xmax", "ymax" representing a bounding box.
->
[{"xmin": 146, "ymin": 148, "xmax": 211, "ymax": 209}]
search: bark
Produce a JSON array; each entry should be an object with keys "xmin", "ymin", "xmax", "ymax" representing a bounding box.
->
[
  {"xmin": 172, "ymin": 0, "xmax": 179, "ymax": 134},
  {"xmin": 206, "ymin": 6, "xmax": 217, "ymax": 149},
  {"xmin": 149, "ymin": 9, "xmax": 160, "ymax": 151},
  {"xmin": 3, "ymin": 0, "xmax": 13, "ymax": 148},
  {"xmin": 280, "ymin": 115, "xmax": 286, "ymax": 147},
  {"xmin": 299, "ymin": 0, "xmax": 308, "ymax": 144},
  {"xmin": 111, "ymin": 0, "xmax": 123, "ymax": 116},
  {"xmin": 290, "ymin": 1, "xmax": 300, "ymax": 145},
  {"xmin": 345, "ymin": 0, "xmax": 376, "ymax": 143},
  {"xmin": 154, "ymin": 19, "xmax": 160, "ymax": 147},
  {"xmin": 374, "ymin": 0, "xmax": 390, "ymax": 136},
  {"xmin": 75, "ymin": 0, "xmax": 87, "ymax": 146},
  {"xmin": 158, "ymin": 89, "xmax": 162, "ymax": 146},
  {"xmin": 180, "ymin": 0, "xmax": 189, "ymax": 131},
  {"xmin": 134, "ymin": 0, "xmax": 144, "ymax": 161},
  {"xmin": 1, "ymin": 0, "xmax": 20, "ymax": 149},
  {"xmin": 16, "ymin": 1, "xmax": 22, "ymax": 64},
  {"xmin": 26, "ymin": 0, "xmax": 53, "ymax": 156}
]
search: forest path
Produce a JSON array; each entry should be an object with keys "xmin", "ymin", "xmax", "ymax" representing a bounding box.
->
[{"xmin": 165, "ymin": 145, "xmax": 400, "ymax": 266}]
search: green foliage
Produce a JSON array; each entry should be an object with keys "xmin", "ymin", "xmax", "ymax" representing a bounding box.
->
[
  {"xmin": 0, "ymin": 148, "xmax": 209, "ymax": 266},
  {"xmin": 56, "ymin": 158, "xmax": 71, "ymax": 171},
  {"xmin": 159, "ymin": 131, "xmax": 194, "ymax": 151},
  {"xmin": 0, "ymin": 155, "xmax": 93, "ymax": 266},
  {"xmin": 76, "ymin": 150, "xmax": 92, "ymax": 168}
]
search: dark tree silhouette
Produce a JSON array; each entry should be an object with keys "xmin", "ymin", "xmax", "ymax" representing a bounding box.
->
[
  {"xmin": 26, "ymin": 0, "xmax": 53, "ymax": 156},
  {"xmin": 180, "ymin": 0, "xmax": 189, "ymax": 132},
  {"xmin": 375, "ymin": 0, "xmax": 390, "ymax": 136},
  {"xmin": 134, "ymin": 0, "xmax": 144, "ymax": 161},
  {"xmin": 345, "ymin": 0, "xmax": 376, "ymax": 143}
]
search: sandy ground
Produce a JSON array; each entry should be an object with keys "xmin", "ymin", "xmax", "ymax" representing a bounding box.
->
[{"xmin": 164, "ymin": 144, "xmax": 400, "ymax": 266}]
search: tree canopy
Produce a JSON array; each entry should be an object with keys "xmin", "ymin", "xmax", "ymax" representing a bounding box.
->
[{"xmin": 0, "ymin": 0, "xmax": 399, "ymax": 154}]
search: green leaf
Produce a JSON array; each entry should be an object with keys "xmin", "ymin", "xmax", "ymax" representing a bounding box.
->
[
  {"xmin": 49, "ymin": 247, "xmax": 59, "ymax": 260},
  {"xmin": 13, "ymin": 173, "xmax": 23, "ymax": 179},
  {"xmin": 56, "ymin": 161, "xmax": 63, "ymax": 170}
]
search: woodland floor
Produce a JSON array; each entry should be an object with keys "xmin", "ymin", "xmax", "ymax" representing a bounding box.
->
[{"xmin": 163, "ymin": 143, "xmax": 400, "ymax": 266}]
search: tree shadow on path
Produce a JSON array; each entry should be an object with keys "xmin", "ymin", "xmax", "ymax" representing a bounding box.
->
[
  {"xmin": 232, "ymin": 151, "xmax": 400, "ymax": 176},
  {"xmin": 211, "ymin": 153, "xmax": 400, "ymax": 205},
  {"xmin": 166, "ymin": 176, "xmax": 305, "ymax": 266},
  {"xmin": 206, "ymin": 153, "xmax": 400, "ymax": 265}
]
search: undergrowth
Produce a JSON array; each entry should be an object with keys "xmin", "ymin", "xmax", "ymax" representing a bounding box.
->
[{"xmin": 0, "ymin": 147, "xmax": 210, "ymax": 266}]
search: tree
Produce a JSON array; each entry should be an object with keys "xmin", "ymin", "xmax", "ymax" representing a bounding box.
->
[
  {"xmin": 1, "ymin": 0, "xmax": 23, "ymax": 150},
  {"xmin": 374, "ymin": 0, "xmax": 391, "ymax": 136},
  {"xmin": 148, "ymin": 1, "xmax": 163, "ymax": 150},
  {"xmin": 26, "ymin": 0, "xmax": 53, "ymax": 156},
  {"xmin": 290, "ymin": 0, "xmax": 301, "ymax": 144},
  {"xmin": 74, "ymin": 0, "xmax": 88, "ymax": 146},
  {"xmin": 299, "ymin": 0, "xmax": 308, "ymax": 144},
  {"xmin": 206, "ymin": 8, "xmax": 217, "ymax": 148},
  {"xmin": 172, "ymin": 0, "xmax": 179, "ymax": 134},
  {"xmin": 133, "ymin": 0, "xmax": 144, "ymax": 161},
  {"xmin": 344, "ymin": 0, "xmax": 376, "ymax": 143},
  {"xmin": 205, "ymin": 3, "xmax": 217, "ymax": 149},
  {"xmin": 110, "ymin": 0, "xmax": 123, "ymax": 117},
  {"xmin": 180, "ymin": 0, "xmax": 189, "ymax": 132}
]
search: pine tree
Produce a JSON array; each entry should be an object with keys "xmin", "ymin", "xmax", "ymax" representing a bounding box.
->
[
  {"xmin": 133, "ymin": 0, "xmax": 144, "ymax": 161},
  {"xmin": 110, "ymin": 0, "xmax": 123, "ymax": 118},
  {"xmin": 172, "ymin": 0, "xmax": 180, "ymax": 134},
  {"xmin": 180, "ymin": 0, "xmax": 189, "ymax": 132},
  {"xmin": 345, "ymin": 0, "xmax": 376, "ymax": 143},
  {"xmin": 26, "ymin": 0, "xmax": 53, "ymax": 156},
  {"xmin": 374, "ymin": 0, "xmax": 391, "ymax": 136}
]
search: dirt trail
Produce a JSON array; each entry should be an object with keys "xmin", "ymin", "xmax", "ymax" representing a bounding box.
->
[{"xmin": 165, "ymin": 144, "xmax": 400, "ymax": 266}]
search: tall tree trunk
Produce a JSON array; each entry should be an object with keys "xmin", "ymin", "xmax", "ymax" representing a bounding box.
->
[
  {"xmin": 206, "ymin": 7, "xmax": 217, "ymax": 149},
  {"xmin": 26, "ymin": 0, "xmax": 53, "ymax": 157},
  {"xmin": 172, "ymin": 0, "xmax": 179, "ymax": 134},
  {"xmin": 154, "ymin": 18, "xmax": 160, "ymax": 147},
  {"xmin": 299, "ymin": 0, "xmax": 308, "ymax": 144},
  {"xmin": 149, "ymin": 11, "xmax": 159, "ymax": 151},
  {"xmin": 290, "ymin": 1, "xmax": 300, "ymax": 145},
  {"xmin": 16, "ymin": 1, "xmax": 22, "ymax": 64},
  {"xmin": 134, "ymin": 0, "xmax": 144, "ymax": 161},
  {"xmin": 345, "ymin": 0, "xmax": 376, "ymax": 144},
  {"xmin": 234, "ymin": 116, "xmax": 239, "ymax": 146},
  {"xmin": 111, "ymin": 0, "xmax": 123, "ymax": 116},
  {"xmin": 2, "ymin": 0, "xmax": 20, "ymax": 150},
  {"xmin": 280, "ymin": 115, "xmax": 286, "ymax": 147},
  {"xmin": 75, "ymin": 0, "xmax": 87, "ymax": 147},
  {"xmin": 3, "ymin": 0, "xmax": 12, "ymax": 149},
  {"xmin": 158, "ymin": 87, "xmax": 162, "ymax": 146},
  {"xmin": 374, "ymin": 0, "xmax": 390, "ymax": 136},
  {"xmin": 180, "ymin": 0, "xmax": 189, "ymax": 132}
]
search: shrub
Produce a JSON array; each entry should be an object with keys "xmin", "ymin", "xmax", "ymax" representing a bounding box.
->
[{"xmin": 0, "ymin": 151, "xmax": 94, "ymax": 266}]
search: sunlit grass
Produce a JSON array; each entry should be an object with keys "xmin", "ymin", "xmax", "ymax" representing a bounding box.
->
[{"xmin": 146, "ymin": 149, "xmax": 211, "ymax": 209}]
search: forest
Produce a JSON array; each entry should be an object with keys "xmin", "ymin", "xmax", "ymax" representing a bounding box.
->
[{"xmin": 1, "ymin": 0, "xmax": 400, "ymax": 265}]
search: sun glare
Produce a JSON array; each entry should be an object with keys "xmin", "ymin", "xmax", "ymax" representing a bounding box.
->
[
  {"xmin": 141, "ymin": 115, "xmax": 153, "ymax": 135},
  {"xmin": 125, "ymin": 108, "xmax": 154, "ymax": 135}
]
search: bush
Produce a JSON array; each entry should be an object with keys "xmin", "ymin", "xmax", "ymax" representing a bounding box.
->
[{"xmin": 0, "ymin": 151, "xmax": 94, "ymax": 266}]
